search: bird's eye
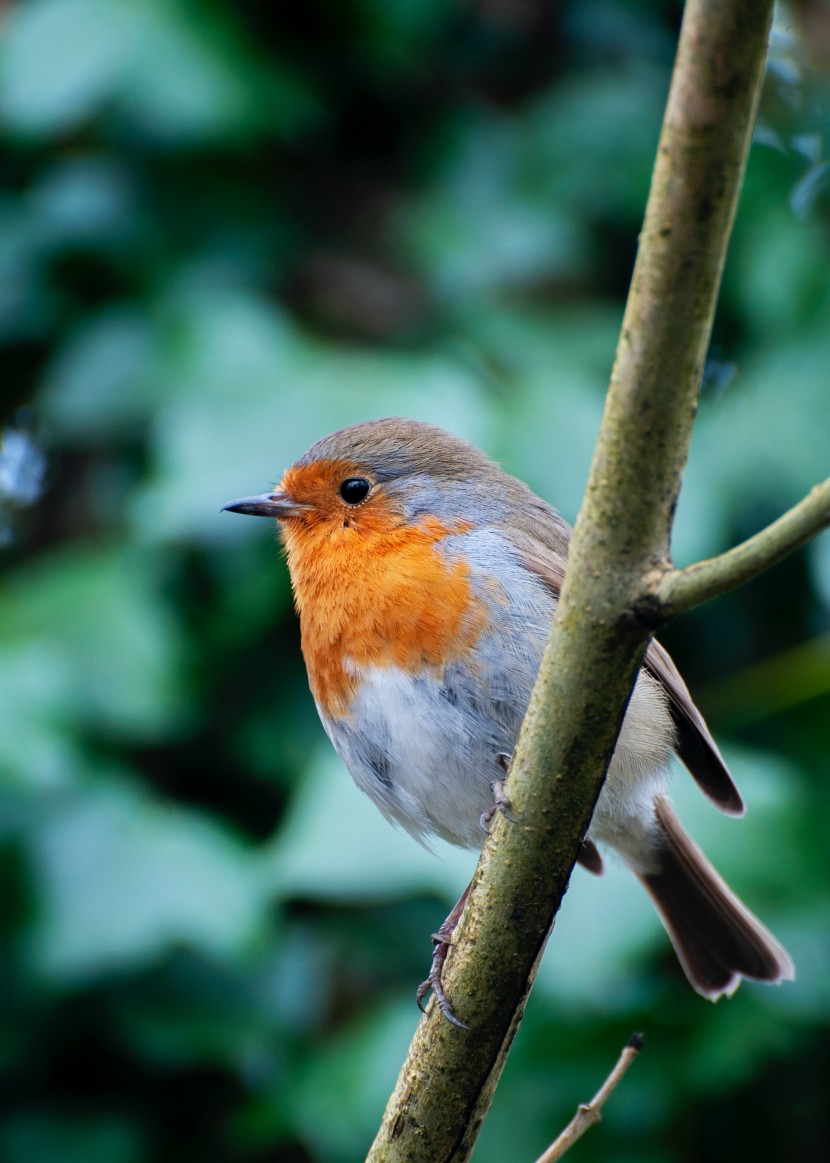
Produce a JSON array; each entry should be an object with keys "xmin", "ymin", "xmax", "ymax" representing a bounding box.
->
[{"xmin": 338, "ymin": 477, "xmax": 371, "ymax": 505}]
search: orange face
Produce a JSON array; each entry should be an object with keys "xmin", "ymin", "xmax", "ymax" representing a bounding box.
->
[
  {"xmin": 278, "ymin": 457, "xmax": 402, "ymax": 533},
  {"xmin": 275, "ymin": 459, "xmax": 484, "ymax": 719}
]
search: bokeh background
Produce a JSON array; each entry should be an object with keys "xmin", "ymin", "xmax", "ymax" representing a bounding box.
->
[{"xmin": 2, "ymin": 1, "xmax": 830, "ymax": 1160}]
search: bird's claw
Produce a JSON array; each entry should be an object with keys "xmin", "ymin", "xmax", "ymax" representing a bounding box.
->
[
  {"xmin": 416, "ymin": 933, "xmax": 468, "ymax": 1029},
  {"xmin": 480, "ymin": 775, "xmax": 516, "ymax": 831}
]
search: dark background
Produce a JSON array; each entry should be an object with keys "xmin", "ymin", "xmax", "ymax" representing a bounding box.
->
[{"xmin": 1, "ymin": 1, "xmax": 829, "ymax": 1160}]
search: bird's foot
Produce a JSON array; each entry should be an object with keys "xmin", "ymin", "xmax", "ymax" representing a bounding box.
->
[
  {"xmin": 416, "ymin": 888, "xmax": 470, "ymax": 1028},
  {"xmin": 416, "ymin": 935, "xmax": 467, "ymax": 1029},
  {"xmin": 479, "ymin": 760, "xmax": 516, "ymax": 832}
]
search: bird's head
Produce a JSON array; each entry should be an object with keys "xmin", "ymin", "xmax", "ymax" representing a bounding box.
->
[{"xmin": 222, "ymin": 417, "xmax": 501, "ymax": 539}]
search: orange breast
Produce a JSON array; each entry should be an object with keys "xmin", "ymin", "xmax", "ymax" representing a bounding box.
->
[{"xmin": 281, "ymin": 512, "xmax": 485, "ymax": 719}]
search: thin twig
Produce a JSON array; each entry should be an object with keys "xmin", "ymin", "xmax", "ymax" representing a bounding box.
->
[
  {"xmin": 658, "ymin": 478, "xmax": 830, "ymax": 616},
  {"xmin": 534, "ymin": 1034, "xmax": 644, "ymax": 1163}
]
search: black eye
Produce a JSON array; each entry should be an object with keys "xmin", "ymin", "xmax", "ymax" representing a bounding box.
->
[{"xmin": 338, "ymin": 477, "xmax": 371, "ymax": 505}]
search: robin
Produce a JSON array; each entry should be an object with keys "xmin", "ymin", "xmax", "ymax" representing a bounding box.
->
[{"xmin": 223, "ymin": 417, "xmax": 794, "ymax": 1022}]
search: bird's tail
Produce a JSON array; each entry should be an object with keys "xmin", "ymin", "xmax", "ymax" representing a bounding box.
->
[{"xmin": 636, "ymin": 797, "xmax": 795, "ymax": 1000}]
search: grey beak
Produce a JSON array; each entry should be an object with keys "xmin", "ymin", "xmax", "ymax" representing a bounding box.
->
[{"xmin": 221, "ymin": 491, "xmax": 310, "ymax": 519}]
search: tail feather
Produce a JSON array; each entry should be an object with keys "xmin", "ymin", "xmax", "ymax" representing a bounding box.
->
[{"xmin": 637, "ymin": 798, "xmax": 794, "ymax": 1000}]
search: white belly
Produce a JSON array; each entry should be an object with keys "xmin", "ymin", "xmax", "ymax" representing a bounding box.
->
[{"xmin": 320, "ymin": 659, "xmax": 675, "ymax": 858}]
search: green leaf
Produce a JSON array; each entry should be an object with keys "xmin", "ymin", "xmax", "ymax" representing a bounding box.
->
[
  {"xmin": 536, "ymin": 855, "xmax": 663, "ymax": 1009},
  {"xmin": 0, "ymin": 543, "xmax": 187, "ymax": 739},
  {"xmin": 0, "ymin": 0, "xmax": 132, "ymax": 136},
  {"xmin": 291, "ymin": 998, "xmax": 418, "ymax": 1163},
  {"xmin": 405, "ymin": 112, "xmax": 590, "ymax": 301},
  {"xmin": 0, "ymin": 644, "xmax": 83, "ymax": 792},
  {"xmin": 476, "ymin": 303, "xmax": 618, "ymax": 521},
  {"xmin": 675, "ymin": 320, "xmax": 830, "ymax": 563},
  {"xmin": 40, "ymin": 307, "xmax": 158, "ymax": 440},
  {"xmin": 1, "ymin": 1114, "xmax": 144, "ymax": 1163},
  {"xmin": 0, "ymin": 0, "xmax": 320, "ymax": 144},
  {"xmin": 27, "ymin": 779, "xmax": 270, "ymax": 981}
]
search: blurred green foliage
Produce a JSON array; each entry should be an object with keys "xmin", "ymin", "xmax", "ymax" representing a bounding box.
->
[{"xmin": 1, "ymin": 1, "xmax": 829, "ymax": 1160}]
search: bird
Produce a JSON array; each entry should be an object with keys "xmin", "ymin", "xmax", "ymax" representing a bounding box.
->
[{"xmin": 223, "ymin": 416, "xmax": 794, "ymax": 1021}]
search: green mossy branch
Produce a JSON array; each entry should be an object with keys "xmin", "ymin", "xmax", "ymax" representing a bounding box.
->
[
  {"xmin": 656, "ymin": 478, "xmax": 830, "ymax": 616},
  {"xmin": 367, "ymin": 3, "xmax": 780, "ymax": 1160}
]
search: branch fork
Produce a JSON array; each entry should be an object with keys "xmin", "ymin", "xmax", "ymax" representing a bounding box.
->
[{"xmin": 365, "ymin": 5, "xmax": 823, "ymax": 1161}]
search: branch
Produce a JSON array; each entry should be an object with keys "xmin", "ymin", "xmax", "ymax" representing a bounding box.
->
[
  {"xmin": 656, "ymin": 478, "xmax": 830, "ymax": 615},
  {"xmin": 367, "ymin": 3, "xmax": 775, "ymax": 1159},
  {"xmin": 534, "ymin": 1034, "xmax": 644, "ymax": 1163}
]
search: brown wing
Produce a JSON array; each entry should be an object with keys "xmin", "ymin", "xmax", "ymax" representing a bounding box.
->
[
  {"xmin": 511, "ymin": 538, "xmax": 568, "ymax": 595},
  {"xmin": 643, "ymin": 638, "xmax": 744, "ymax": 816},
  {"xmin": 515, "ymin": 534, "xmax": 745, "ymax": 819}
]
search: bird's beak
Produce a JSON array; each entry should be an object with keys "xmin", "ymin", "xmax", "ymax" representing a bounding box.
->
[{"xmin": 221, "ymin": 491, "xmax": 311, "ymax": 519}]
